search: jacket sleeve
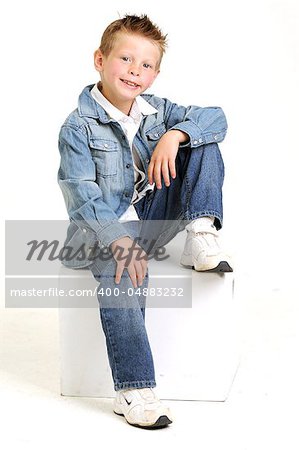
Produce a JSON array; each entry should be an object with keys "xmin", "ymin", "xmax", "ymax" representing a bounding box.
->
[
  {"xmin": 58, "ymin": 124, "xmax": 131, "ymax": 248},
  {"xmin": 162, "ymin": 98, "xmax": 228, "ymax": 148}
]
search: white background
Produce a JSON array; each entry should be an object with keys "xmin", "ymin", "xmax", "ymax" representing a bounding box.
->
[
  {"xmin": 1, "ymin": 0, "xmax": 298, "ymax": 297},
  {"xmin": 1, "ymin": 2, "xmax": 299, "ymax": 448}
]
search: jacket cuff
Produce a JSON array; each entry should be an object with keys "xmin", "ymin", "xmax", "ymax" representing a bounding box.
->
[
  {"xmin": 169, "ymin": 121, "xmax": 227, "ymax": 148},
  {"xmin": 95, "ymin": 220, "xmax": 133, "ymax": 248}
]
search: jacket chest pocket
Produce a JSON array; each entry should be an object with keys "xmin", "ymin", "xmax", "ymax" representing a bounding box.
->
[
  {"xmin": 89, "ymin": 139, "xmax": 118, "ymax": 177},
  {"xmin": 145, "ymin": 124, "xmax": 167, "ymax": 151}
]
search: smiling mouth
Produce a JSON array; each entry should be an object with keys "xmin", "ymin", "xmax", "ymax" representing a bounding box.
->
[{"xmin": 120, "ymin": 79, "xmax": 140, "ymax": 88}]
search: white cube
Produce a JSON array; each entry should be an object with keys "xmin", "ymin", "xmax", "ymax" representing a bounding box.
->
[{"xmin": 58, "ymin": 231, "xmax": 239, "ymax": 401}]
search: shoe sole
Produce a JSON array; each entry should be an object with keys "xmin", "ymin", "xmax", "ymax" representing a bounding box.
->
[
  {"xmin": 114, "ymin": 410, "xmax": 172, "ymax": 429},
  {"xmin": 181, "ymin": 261, "xmax": 233, "ymax": 273}
]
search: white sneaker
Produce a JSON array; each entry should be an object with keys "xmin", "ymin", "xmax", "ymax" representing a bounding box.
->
[
  {"xmin": 113, "ymin": 387, "xmax": 173, "ymax": 428},
  {"xmin": 180, "ymin": 219, "xmax": 233, "ymax": 272}
]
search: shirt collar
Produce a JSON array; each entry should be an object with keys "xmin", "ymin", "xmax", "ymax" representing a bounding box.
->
[{"xmin": 90, "ymin": 82, "xmax": 158, "ymax": 124}]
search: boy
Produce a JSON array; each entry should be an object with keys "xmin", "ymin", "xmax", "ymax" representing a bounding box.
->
[{"xmin": 58, "ymin": 14, "xmax": 232, "ymax": 429}]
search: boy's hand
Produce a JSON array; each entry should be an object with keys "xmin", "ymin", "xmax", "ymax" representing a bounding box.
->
[
  {"xmin": 110, "ymin": 236, "xmax": 148, "ymax": 289},
  {"xmin": 148, "ymin": 130, "xmax": 189, "ymax": 189}
]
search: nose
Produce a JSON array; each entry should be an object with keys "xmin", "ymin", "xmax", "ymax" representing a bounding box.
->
[{"xmin": 129, "ymin": 66, "xmax": 140, "ymax": 77}]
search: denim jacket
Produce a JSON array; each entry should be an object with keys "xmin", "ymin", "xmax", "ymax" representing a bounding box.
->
[{"xmin": 57, "ymin": 84, "xmax": 228, "ymax": 268}]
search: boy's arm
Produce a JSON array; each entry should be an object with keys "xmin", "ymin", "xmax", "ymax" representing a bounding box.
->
[
  {"xmin": 58, "ymin": 125, "xmax": 131, "ymax": 248},
  {"xmin": 162, "ymin": 99, "xmax": 228, "ymax": 149},
  {"xmin": 147, "ymin": 97, "xmax": 228, "ymax": 188}
]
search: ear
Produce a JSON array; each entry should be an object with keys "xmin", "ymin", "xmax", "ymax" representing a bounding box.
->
[
  {"xmin": 149, "ymin": 69, "xmax": 160, "ymax": 87},
  {"xmin": 94, "ymin": 49, "xmax": 105, "ymax": 72}
]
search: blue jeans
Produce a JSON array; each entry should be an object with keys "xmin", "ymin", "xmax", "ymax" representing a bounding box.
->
[{"xmin": 89, "ymin": 143, "xmax": 224, "ymax": 391}]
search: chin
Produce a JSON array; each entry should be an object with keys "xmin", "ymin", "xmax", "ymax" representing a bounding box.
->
[{"xmin": 120, "ymin": 91, "xmax": 140, "ymax": 101}]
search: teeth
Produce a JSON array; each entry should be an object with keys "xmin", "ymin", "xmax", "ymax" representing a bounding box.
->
[{"xmin": 122, "ymin": 80, "xmax": 138, "ymax": 87}]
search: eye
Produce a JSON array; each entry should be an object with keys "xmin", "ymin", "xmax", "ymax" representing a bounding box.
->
[
  {"xmin": 143, "ymin": 63, "xmax": 152, "ymax": 69},
  {"xmin": 121, "ymin": 56, "xmax": 131, "ymax": 62}
]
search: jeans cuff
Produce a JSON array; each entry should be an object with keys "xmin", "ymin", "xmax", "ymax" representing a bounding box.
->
[
  {"xmin": 114, "ymin": 380, "xmax": 157, "ymax": 391},
  {"xmin": 183, "ymin": 211, "xmax": 223, "ymax": 230}
]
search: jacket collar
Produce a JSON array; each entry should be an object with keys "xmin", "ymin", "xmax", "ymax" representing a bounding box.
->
[{"xmin": 78, "ymin": 84, "xmax": 157, "ymax": 123}]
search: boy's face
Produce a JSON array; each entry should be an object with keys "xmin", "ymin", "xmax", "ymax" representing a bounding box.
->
[{"xmin": 94, "ymin": 32, "xmax": 161, "ymax": 114}]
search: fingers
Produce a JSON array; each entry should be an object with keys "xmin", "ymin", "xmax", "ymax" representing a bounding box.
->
[
  {"xmin": 149, "ymin": 159, "xmax": 162, "ymax": 188},
  {"xmin": 115, "ymin": 263, "xmax": 124, "ymax": 285},
  {"xmin": 168, "ymin": 159, "xmax": 176, "ymax": 180},
  {"xmin": 113, "ymin": 238, "xmax": 148, "ymax": 289},
  {"xmin": 134, "ymin": 262, "xmax": 144, "ymax": 287},
  {"xmin": 148, "ymin": 161, "xmax": 154, "ymax": 185},
  {"xmin": 137, "ymin": 250, "xmax": 148, "ymax": 281},
  {"xmin": 153, "ymin": 160, "xmax": 162, "ymax": 188},
  {"xmin": 115, "ymin": 261, "xmax": 137, "ymax": 288},
  {"xmin": 148, "ymin": 157, "xmax": 176, "ymax": 189},
  {"xmin": 127, "ymin": 265, "xmax": 138, "ymax": 289},
  {"xmin": 162, "ymin": 161, "xmax": 171, "ymax": 187},
  {"xmin": 115, "ymin": 260, "xmax": 148, "ymax": 289},
  {"xmin": 140, "ymin": 258, "xmax": 148, "ymax": 280}
]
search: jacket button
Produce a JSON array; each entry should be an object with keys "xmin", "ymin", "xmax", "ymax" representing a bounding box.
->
[
  {"xmin": 154, "ymin": 133, "xmax": 159, "ymax": 138},
  {"xmin": 104, "ymin": 143, "xmax": 108, "ymax": 148},
  {"xmin": 126, "ymin": 163, "xmax": 130, "ymax": 168},
  {"xmin": 193, "ymin": 140, "xmax": 198, "ymax": 145},
  {"xmin": 146, "ymin": 158, "xmax": 150, "ymax": 163},
  {"xmin": 214, "ymin": 134, "xmax": 219, "ymax": 140}
]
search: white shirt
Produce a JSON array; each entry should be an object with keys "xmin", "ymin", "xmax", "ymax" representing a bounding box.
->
[{"xmin": 90, "ymin": 83, "xmax": 158, "ymax": 221}]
